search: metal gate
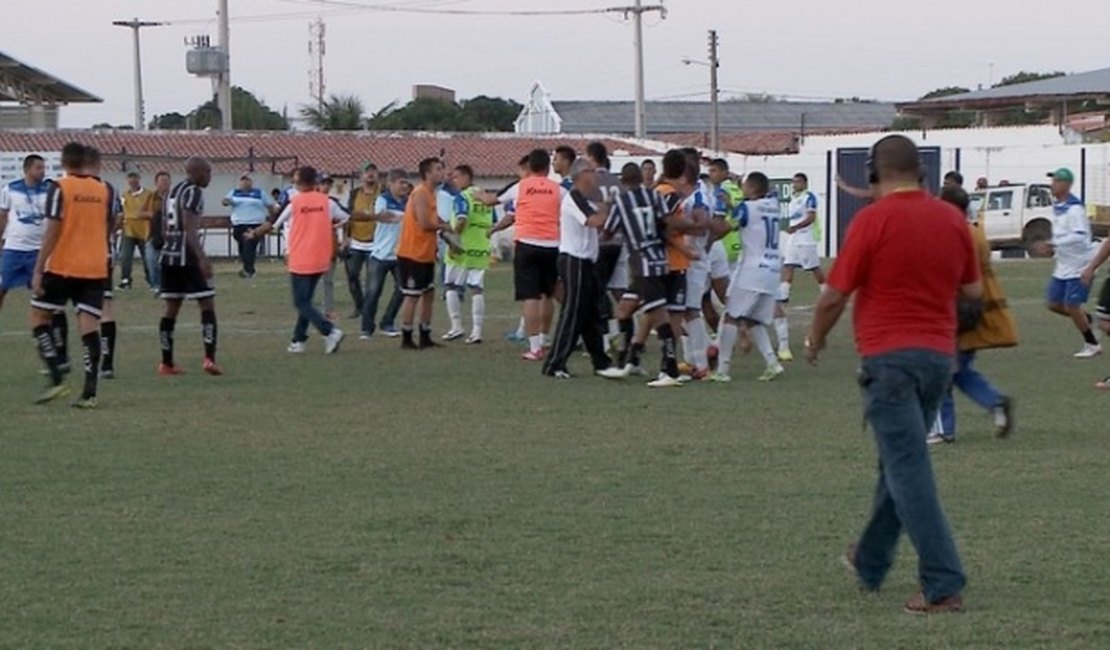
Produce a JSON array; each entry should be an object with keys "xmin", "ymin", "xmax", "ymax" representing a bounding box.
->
[{"xmin": 834, "ymin": 146, "xmax": 941, "ymax": 249}]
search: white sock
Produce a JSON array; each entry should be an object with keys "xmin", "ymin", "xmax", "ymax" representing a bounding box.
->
[
  {"xmin": 680, "ymin": 335, "xmax": 690, "ymax": 364},
  {"xmin": 774, "ymin": 316, "xmax": 790, "ymax": 351},
  {"xmin": 528, "ymin": 334, "xmax": 544, "ymax": 354},
  {"xmin": 686, "ymin": 316, "xmax": 710, "ymax": 370},
  {"xmin": 471, "ymin": 293, "xmax": 485, "ymax": 337},
  {"xmin": 752, "ymin": 324, "xmax": 778, "ymax": 366},
  {"xmin": 515, "ymin": 317, "xmax": 525, "ymax": 337},
  {"xmin": 818, "ymin": 283, "xmax": 827, "ymax": 295},
  {"xmin": 716, "ymin": 322, "xmax": 738, "ymax": 376},
  {"xmin": 446, "ymin": 290, "xmax": 462, "ymax": 331},
  {"xmin": 540, "ymin": 332, "xmax": 550, "ymax": 348},
  {"xmin": 608, "ymin": 319, "xmax": 620, "ymax": 337},
  {"xmin": 779, "ymin": 281, "xmax": 792, "ymax": 303}
]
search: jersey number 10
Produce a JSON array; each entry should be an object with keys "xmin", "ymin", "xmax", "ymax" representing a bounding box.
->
[{"xmin": 762, "ymin": 216, "xmax": 781, "ymax": 250}]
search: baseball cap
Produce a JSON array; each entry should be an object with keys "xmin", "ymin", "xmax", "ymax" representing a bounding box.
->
[
  {"xmin": 239, "ymin": 172, "xmax": 253, "ymax": 181},
  {"xmin": 1047, "ymin": 168, "xmax": 1075, "ymax": 183},
  {"xmin": 317, "ymin": 173, "xmax": 333, "ymax": 184}
]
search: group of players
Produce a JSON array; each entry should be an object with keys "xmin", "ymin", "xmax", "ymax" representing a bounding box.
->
[
  {"xmin": 0, "ymin": 142, "xmax": 221, "ymax": 408},
  {"xmin": 0, "ymin": 138, "xmax": 831, "ymax": 407}
]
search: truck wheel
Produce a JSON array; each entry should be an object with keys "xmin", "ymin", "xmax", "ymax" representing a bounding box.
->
[{"xmin": 1022, "ymin": 219, "xmax": 1052, "ymax": 257}]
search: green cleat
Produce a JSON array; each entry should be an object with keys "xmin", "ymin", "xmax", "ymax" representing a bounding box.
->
[
  {"xmin": 35, "ymin": 384, "xmax": 71, "ymax": 405},
  {"xmin": 709, "ymin": 372, "xmax": 732, "ymax": 383},
  {"xmin": 71, "ymin": 396, "xmax": 98, "ymax": 410},
  {"xmin": 758, "ymin": 364, "xmax": 786, "ymax": 382}
]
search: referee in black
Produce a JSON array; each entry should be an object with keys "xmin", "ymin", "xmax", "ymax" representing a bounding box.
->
[{"xmin": 543, "ymin": 160, "xmax": 624, "ymax": 379}]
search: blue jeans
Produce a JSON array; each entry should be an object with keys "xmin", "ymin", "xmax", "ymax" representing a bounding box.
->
[
  {"xmin": 119, "ymin": 235, "xmax": 152, "ymax": 286},
  {"xmin": 360, "ymin": 257, "xmax": 402, "ymax": 334},
  {"xmin": 939, "ymin": 351, "xmax": 1004, "ymax": 439},
  {"xmin": 855, "ymin": 349, "xmax": 966, "ymax": 602},
  {"xmin": 146, "ymin": 242, "xmax": 162, "ymax": 290},
  {"xmin": 291, "ymin": 273, "xmax": 334, "ymax": 343}
]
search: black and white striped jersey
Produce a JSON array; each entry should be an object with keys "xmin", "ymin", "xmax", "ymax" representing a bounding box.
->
[
  {"xmin": 605, "ymin": 186, "xmax": 669, "ymax": 277},
  {"xmin": 162, "ymin": 180, "xmax": 204, "ymax": 267}
]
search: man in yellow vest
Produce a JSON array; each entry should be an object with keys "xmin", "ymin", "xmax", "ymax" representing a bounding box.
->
[{"xmin": 117, "ymin": 171, "xmax": 153, "ymax": 290}]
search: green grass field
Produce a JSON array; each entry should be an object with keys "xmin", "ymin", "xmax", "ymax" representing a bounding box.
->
[{"xmin": 1, "ymin": 258, "xmax": 1109, "ymax": 648}]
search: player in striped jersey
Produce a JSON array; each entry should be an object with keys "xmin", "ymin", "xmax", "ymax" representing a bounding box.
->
[{"xmin": 603, "ymin": 162, "xmax": 682, "ymax": 387}]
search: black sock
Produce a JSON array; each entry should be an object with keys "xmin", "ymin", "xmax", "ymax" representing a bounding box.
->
[
  {"xmin": 100, "ymin": 321, "xmax": 117, "ymax": 371},
  {"xmin": 81, "ymin": 332, "xmax": 100, "ymax": 399},
  {"xmin": 34, "ymin": 324, "xmax": 63, "ymax": 385},
  {"xmin": 159, "ymin": 317, "xmax": 176, "ymax": 366},
  {"xmin": 51, "ymin": 312, "xmax": 69, "ymax": 366},
  {"xmin": 619, "ymin": 318, "xmax": 634, "ymax": 349},
  {"xmin": 1083, "ymin": 328, "xmax": 1099, "ymax": 346},
  {"xmin": 657, "ymin": 323, "xmax": 679, "ymax": 377},
  {"xmin": 630, "ymin": 342, "xmax": 645, "ymax": 367},
  {"xmin": 419, "ymin": 323, "xmax": 433, "ymax": 345},
  {"xmin": 401, "ymin": 325, "xmax": 414, "ymax": 344},
  {"xmin": 201, "ymin": 310, "xmax": 217, "ymax": 361}
]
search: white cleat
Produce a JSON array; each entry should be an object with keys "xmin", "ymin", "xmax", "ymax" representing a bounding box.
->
[
  {"xmin": 1073, "ymin": 343, "xmax": 1102, "ymax": 359},
  {"xmin": 442, "ymin": 328, "xmax": 465, "ymax": 341},
  {"xmin": 709, "ymin": 372, "xmax": 732, "ymax": 383},
  {"xmin": 324, "ymin": 328, "xmax": 345, "ymax": 355},
  {"xmin": 647, "ymin": 372, "xmax": 683, "ymax": 388},
  {"xmin": 464, "ymin": 333, "xmax": 483, "ymax": 345},
  {"xmin": 596, "ymin": 366, "xmax": 629, "ymax": 380},
  {"xmin": 624, "ymin": 364, "xmax": 648, "ymax": 377},
  {"xmin": 287, "ymin": 341, "xmax": 306, "ymax": 354},
  {"xmin": 758, "ymin": 363, "xmax": 785, "ymax": 382}
]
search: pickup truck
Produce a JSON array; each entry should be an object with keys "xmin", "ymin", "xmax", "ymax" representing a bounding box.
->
[{"xmin": 969, "ymin": 183, "xmax": 1109, "ymax": 255}]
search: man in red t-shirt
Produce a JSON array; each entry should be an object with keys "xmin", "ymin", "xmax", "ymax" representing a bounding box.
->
[{"xmin": 806, "ymin": 135, "xmax": 982, "ymax": 616}]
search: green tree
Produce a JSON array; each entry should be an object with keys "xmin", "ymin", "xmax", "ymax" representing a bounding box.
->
[
  {"xmin": 149, "ymin": 87, "xmax": 287, "ymax": 130},
  {"xmin": 299, "ymin": 94, "xmax": 367, "ymax": 130},
  {"xmin": 919, "ymin": 86, "xmax": 970, "ymax": 100},
  {"xmin": 995, "ymin": 71, "xmax": 1065, "ymax": 87},
  {"xmin": 365, "ymin": 96, "xmax": 522, "ymax": 131}
]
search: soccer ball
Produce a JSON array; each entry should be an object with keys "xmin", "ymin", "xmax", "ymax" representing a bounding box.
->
[{"xmin": 677, "ymin": 362, "xmax": 693, "ymax": 375}]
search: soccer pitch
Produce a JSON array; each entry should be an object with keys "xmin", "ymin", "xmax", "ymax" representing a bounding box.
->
[{"xmin": 1, "ymin": 259, "xmax": 1108, "ymax": 648}]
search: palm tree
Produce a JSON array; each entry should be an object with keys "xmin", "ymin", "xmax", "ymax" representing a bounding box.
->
[{"xmin": 299, "ymin": 94, "xmax": 367, "ymax": 130}]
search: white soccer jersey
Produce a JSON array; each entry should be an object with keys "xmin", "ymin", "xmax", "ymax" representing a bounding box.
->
[
  {"xmin": 0, "ymin": 179, "xmax": 51, "ymax": 251},
  {"xmin": 1051, "ymin": 194, "xmax": 1094, "ymax": 279},
  {"xmin": 787, "ymin": 190, "xmax": 819, "ymax": 242},
  {"xmin": 731, "ymin": 197, "xmax": 783, "ymax": 295},
  {"xmin": 684, "ymin": 180, "xmax": 712, "ymax": 265}
]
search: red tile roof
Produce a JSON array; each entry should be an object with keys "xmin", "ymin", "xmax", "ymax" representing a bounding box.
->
[{"xmin": 0, "ymin": 130, "xmax": 662, "ymax": 177}]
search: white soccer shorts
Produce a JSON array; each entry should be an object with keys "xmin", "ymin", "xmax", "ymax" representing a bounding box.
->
[
  {"xmin": 685, "ymin": 262, "xmax": 710, "ymax": 310},
  {"xmin": 444, "ymin": 264, "xmax": 485, "ymax": 289},
  {"xmin": 725, "ymin": 287, "xmax": 777, "ymax": 325},
  {"xmin": 708, "ymin": 241, "xmax": 730, "ymax": 280},
  {"xmin": 783, "ymin": 240, "xmax": 821, "ymax": 271}
]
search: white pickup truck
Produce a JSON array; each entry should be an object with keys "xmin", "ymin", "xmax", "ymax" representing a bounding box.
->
[{"xmin": 969, "ymin": 183, "xmax": 1109, "ymax": 255}]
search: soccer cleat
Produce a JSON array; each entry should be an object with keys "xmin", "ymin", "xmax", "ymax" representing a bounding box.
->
[
  {"xmin": 203, "ymin": 358, "xmax": 224, "ymax": 376},
  {"xmin": 778, "ymin": 348, "xmax": 795, "ymax": 362},
  {"xmin": 34, "ymin": 384, "xmax": 71, "ymax": 405},
  {"xmin": 504, "ymin": 330, "xmax": 527, "ymax": 344},
  {"xmin": 418, "ymin": 338, "xmax": 442, "ymax": 349},
  {"xmin": 623, "ymin": 364, "xmax": 648, "ymax": 377},
  {"xmin": 596, "ymin": 366, "xmax": 628, "ymax": 380},
  {"xmin": 117, "ymin": 279, "xmax": 132, "ymax": 290},
  {"xmin": 521, "ymin": 350, "xmax": 545, "ymax": 362},
  {"xmin": 709, "ymin": 372, "xmax": 732, "ymax": 383},
  {"xmin": 324, "ymin": 328, "xmax": 345, "ymax": 355},
  {"xmin": 71, "ymin": 396, "xmax": 98, "ymax": 410},
  {"xmin": 380, "ymin": 327, "xmax": 401, "ymax": 338},
  {"xmin": 287, "ymin": 341, "xmax": 307, "ymax": 354},
  {"xmin": 465, "ymin": 334, "xmax": 483, "ymax": 345},
  {"xmin": 401, "ymin": 339, "xmax": 419, "ymax": 350},
  {"xmin": 758, "ymin": 363, "xmax": 785, "ymax": 382},
  {"xmin": 1097, "ymin": 376, "xmax": 1110, "ymax": 391},
  {"xmin": 358, "ymin": 332, "xmax": 372, "ymax": 341},
  {"xmin": 1074, "ymin": 343, "xmax": 1102, "ymax": 359},
  {"xmin": 926, "ymin": 432, "xmax": 953, "ymax": 446},
  {"xmin": 993, "ymin": 396, "xmax": 1014, "ymax": 438},
  {"xmin": 903, "ymin": 591, "xmax": 963, "ymax": 615},
  {"xmin": 158, "ymin": 363, "xmax": 185, "ymax": 376},
  {"xmin": 99, "ymin": 368, "xmax": 116, "ymax": 380},
  {"xmin": 647, "ymin": 372, "xmax": 683, "ymax": 388},
  {"xmin": 441, "ymin": 328, "xmax": 465, "ymax": 341},
  {"xmin": 549, "ymin": 370, "xmax": 572, "ymax": 379}
]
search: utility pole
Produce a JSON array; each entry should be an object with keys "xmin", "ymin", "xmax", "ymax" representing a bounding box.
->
[
  {"xmin": 216, "ymin": 0, "xmax": 232, "ymax": 130},
  {"xmin": 708, "ymin": 30, "xmax": 720, "ymax": 152},
  {"xmin": 308, "ymin": 17, "xmax": 327, "ymax": 113},
  {"xmin": 112, "ymin": 18, "xmax": 163, "ymax": 130},
  {"xmin": 632, "ymin": 0, "xmax": 647, "ymax": 138}
]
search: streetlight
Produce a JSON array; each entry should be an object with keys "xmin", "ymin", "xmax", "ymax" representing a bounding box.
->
[
  {"xmin": 113, "ymin": 18, "xmax": 164, "ymax": 130},
  {"xmin": 683, "ymin": 30, "xmax": 721, "ymax": 152}
]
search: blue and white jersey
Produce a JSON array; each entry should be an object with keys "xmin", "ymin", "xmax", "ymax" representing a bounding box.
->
[
  {"xmin": 370, "ymin": 191, "xmax": 406, "ymax": 262},
  {"xmin": 225, "ymin": 187, "xmax": 274, "ymax": 226},
  {"xmin": 1050, "ymin": 193, "xmax": 1093, "ymax": 280},
  {"xmin": 787, "ymin": 190, "xmax": 819, "ymax": 241},
  {"xmin": 733, "ymin": 197, "xmax": 783, "ymax": 294},
  {"xmin": 683, "ymin": 179, "xmax": 713, "ymax": 256},
  {"xmin": 0, "ymin": 178, "xmax": 52, "ymax": 251}
]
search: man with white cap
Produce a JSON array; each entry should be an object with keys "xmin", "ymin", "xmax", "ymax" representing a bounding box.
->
[{"xmin": 223, "ymin": 173, "xmax": 276, "ymax": 279}]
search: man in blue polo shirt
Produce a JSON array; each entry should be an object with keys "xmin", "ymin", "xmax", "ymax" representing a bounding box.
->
[
  {"xmin": 0, "ymin": 154, "xmax": 51, "ymax": 313},
  {"xmin": 360, "ymin": 169, "xmax": 409, "ymax": 339},
  {"xmin": 223, "ymin": 173, "xmax": 276, "ymax": 279}
]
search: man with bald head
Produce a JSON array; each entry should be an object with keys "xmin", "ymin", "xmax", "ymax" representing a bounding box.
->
[
  {"xmin": 158, "ymin": 157, "xmax": 222, "ymax": 376},
  {"xmin": 807, "ymin": 135, "xmax": 981, "ymax": 615}
]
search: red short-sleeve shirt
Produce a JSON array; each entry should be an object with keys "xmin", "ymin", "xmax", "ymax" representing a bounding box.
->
[{"xmin": 827, "ymin": 190, "xmax": 979, "ymax": 357}]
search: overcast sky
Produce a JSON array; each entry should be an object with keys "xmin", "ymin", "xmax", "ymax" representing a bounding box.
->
[{"xmin": 8, "ymin": 0, "xmax": 1109, "ymax": 129}]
